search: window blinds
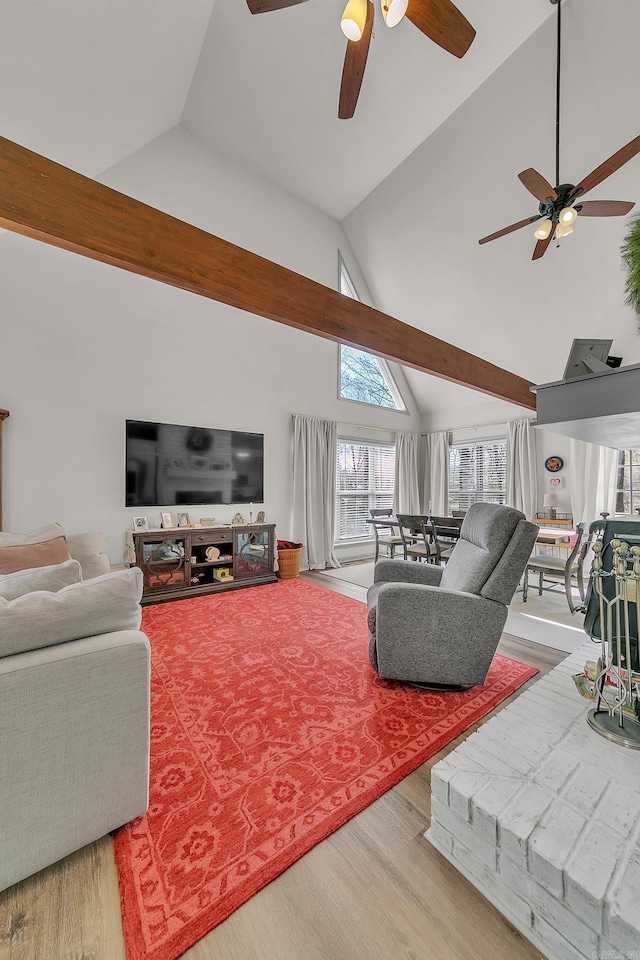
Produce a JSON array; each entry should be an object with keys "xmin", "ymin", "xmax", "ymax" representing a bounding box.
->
[
  {"xmin": 449, "ymin": 438, "xmax": 507, "ymax": 512},
  {"xmin": 335, "ymin": 440, "xmax": 395, "ymax": 542}
]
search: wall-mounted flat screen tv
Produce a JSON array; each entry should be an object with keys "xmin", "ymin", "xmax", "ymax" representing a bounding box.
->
[{"xmin": 126, "ymin": 419, "xmax": 264, "ymax": 507}]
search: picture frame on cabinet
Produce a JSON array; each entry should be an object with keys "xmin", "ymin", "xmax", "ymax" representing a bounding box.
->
[
  {"xmin": 177, "ymin": 512, "xmax": 190, "ymax": 527},
  {"xmin": 160, "ymin": 512, "xmax": 174, "ymax": 529},
  {"xmin": 132, "ymin": 516, "xmax": 149, "ymax": 532}
]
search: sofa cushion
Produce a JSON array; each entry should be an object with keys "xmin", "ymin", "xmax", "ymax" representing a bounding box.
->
[
  {"xmin": 0, "ymin": 567, "xmax": 143, "ymax": 659},
  {"xmin": 0, "ymin": 558, "xmax": 82, "ymax": 600},
  {"xmin": 0, "ymin": 536, "xmax": 70, "ymax": 575},
  {"xmin": 0, "ymin": 522, "xmax": 65, "ymax": 547},
  {"xmin": 440, "ymin": 503, "xmax": 524, "ymax": 597},
  {"xmin": 67, "ymin": 533, "xmax": 110, "ymax": 580}
]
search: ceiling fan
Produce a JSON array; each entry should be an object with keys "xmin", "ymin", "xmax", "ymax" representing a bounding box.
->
[
  {"xmin": 245, "ymin": 0, "xmax": 475, "ymax": 119},
  {"xmin": 479, "ymin": 0, "xmax": 640, "ymax": 260}
]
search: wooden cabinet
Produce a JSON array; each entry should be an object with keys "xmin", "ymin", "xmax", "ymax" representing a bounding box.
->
[{"xmin": 133, "ymin": 523, "xmax": 277, "ymax": 605}]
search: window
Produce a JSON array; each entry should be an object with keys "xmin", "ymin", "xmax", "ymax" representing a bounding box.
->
[
  {"xmin": 338, "ymin": 255, "xmax": 405, "ymax": 411},
  {"xmin": 449, "ymin": 438, "xmax": 507, "ymax": 512},
  {"xmin": 335, "ymin": 439, "xmax": 395, "ymax": 542},
  {"xmin": 615, "ymin": 449, "xmax": 640, "ymax": 514}
]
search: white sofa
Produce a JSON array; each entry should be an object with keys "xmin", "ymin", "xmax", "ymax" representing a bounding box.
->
[{"xmin": 0, "ymin": 527, "xmax": 150, "ymax": 892}]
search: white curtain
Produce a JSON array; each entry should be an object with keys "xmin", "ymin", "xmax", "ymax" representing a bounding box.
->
[
  {"xmin": 569, "ymin": 438, "xmax": 618, "ymax": 525},
  {"xmin": 393, "ymin": 432, "xmax": 421, "ymax": 514},
  {"xmin": 423, "ymin": 431, "xmax": 449, "ymax": 515},
  {"xmin": 507, "ymin": 418, "xmax": 538, "ymax": 518},
  {"xmin": 292, "ymin": 415, "xmax": 339, "ymax": 570}
]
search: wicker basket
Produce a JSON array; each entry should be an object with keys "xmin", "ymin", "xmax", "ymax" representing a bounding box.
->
[{"xmin": 277, "ymin": 546, "xmax": 303, "ymax": 579}]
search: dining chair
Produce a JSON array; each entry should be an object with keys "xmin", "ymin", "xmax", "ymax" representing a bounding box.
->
[
  {"xmin": 369, "ymin": 508, "xmax": 403, "ymax": 563},
  {"xmin": 428, "ymin": 515, "xmax": 464, "ymax": 564},
  {"xmin": 522, "ymin": 521, "xmax": 592, "ymax": 613},
  {"xmin": 395, "ymin": 514, "xmax": 439, "ymax": 563}
]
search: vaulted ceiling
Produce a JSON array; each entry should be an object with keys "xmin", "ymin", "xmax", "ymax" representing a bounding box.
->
[
  {"xmin": 0, "ymin": 0, "xmax": 552, "ymax": 220},
  {"xmin": 1, "ymin": 0, "xmax": 639, "ymax": 425}
]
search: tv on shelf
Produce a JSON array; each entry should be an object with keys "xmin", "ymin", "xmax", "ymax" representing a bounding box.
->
[{"xmin": 125, "ymin": 419, "xmax": 264, "ymax": 507}]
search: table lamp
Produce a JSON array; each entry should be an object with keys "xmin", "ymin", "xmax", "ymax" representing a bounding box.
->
[{"xmin": 543, "ymin": 493, "xmax": 559, "ymax": 521}]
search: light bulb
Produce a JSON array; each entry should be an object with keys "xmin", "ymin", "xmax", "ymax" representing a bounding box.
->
[
  {"xmin": 556, "ymin": 222, "xmax": 574, "ymax": 239},
  {"xmin": 381, "ymin": 0, "xmax": 408, "ymax": 27},
  {"xmin": 559, "ymin": 206, "xmax": 577, "ymax": 226},
  {"xmin": 534, "ymin": 218, "xmax": 553, "ymax": 241},
  {"xmin": 341, "ymin": 0, "xmax": 368, "ymax": 41}
]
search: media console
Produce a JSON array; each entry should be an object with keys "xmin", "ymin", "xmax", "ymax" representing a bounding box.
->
[{"xmin": 133, "ymin": 523, "xmax": 277, "ymax": 605}]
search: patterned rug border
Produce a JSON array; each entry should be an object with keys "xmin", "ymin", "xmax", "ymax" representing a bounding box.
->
[{"xmin": 113, "ymin": 579, "xmax": 538, "ymax": 960}]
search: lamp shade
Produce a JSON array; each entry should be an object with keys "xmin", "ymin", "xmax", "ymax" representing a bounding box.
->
[
  {"xmin": 341, "ymin": 0, "xmax": 368, "ymax": 40},
  {"xmin": 534, "ymin": 219, "xmax": 553, "ymax": 241},
  {"xmin": 559, "ymin": 206, "xmax": 578, "ymax": 226},
  {"xmin": 556, "ymin": 222, "xmax": 574, "ymax": 239},
  {"xmin": 381, "ymin": 0, "xmax": 408, "ymax": 27},
  {"xmin": 543, "ymin": 494, "xmax": 560, "ymax": 508}
]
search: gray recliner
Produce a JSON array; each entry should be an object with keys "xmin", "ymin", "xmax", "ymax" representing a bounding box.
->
[{"xmin": 367, "ymin": 503, "xmax": 539, "ymax": 688}]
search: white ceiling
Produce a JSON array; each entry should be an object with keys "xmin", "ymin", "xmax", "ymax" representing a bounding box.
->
[
  {"xmin": 0, "ymin": 1, "xmax": 215, "ymax": 177},
  {"xmin": 0, "ymin": 0, "xmax": 553, "ymax": 220},
  {"xmin": 183, "ymin": 0, "xmax": 555, "ymax": 219}
]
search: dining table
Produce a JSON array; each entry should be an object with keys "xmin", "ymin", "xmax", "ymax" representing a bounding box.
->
[{"xmin": 534, "ymin": 526, "xmax": 573, "ymax": 547}]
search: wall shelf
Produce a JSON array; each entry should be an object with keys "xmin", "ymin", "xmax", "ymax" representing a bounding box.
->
[{"xmin": 531, "ymin": 363, "xmax": 640, "ymax": 449}]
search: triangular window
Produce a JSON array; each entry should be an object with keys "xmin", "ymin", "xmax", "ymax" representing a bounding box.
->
[{"xmin": 338, "ymin": 256, "xmax": 406, "ymax": 411}]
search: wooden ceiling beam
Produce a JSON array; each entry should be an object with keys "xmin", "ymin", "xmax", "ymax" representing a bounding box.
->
[{"xmin": 0, "ymin": 136, "xmax": 535, "ymax": 410}]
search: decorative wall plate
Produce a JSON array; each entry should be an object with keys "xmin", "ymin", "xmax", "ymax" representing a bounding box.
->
[{"xmin": 545, "ymin": 456, "xmax": 564, "ymax": 473}]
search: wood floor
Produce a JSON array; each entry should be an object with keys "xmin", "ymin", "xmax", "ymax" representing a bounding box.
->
[{"xmin": 0, "ymin": 569, "xmax": 566, "ymax": 960}]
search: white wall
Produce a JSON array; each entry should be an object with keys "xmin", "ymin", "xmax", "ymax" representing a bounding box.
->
[{"xmin": 0, "ymin": 125, "xmax": 420, "ymax": 561}]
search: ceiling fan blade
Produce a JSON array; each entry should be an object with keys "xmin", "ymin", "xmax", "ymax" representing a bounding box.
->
[
  {"xmin": 577, "ymin": 200, "xmax": 635, "ymax": 217},
  {"xmin": 246, "ymin": 0, "xmax": 308, "ymax": 12},
  {"xmin": 532, "ymin": 218, "xmax": 557, "ymax": 261},
  {"xmin": 479, "ymin": 215, "xmax": 542, "ymax": 245},
  {"xmin": 518, "ymin": 168, "xmax": 557, "ymax": 203},
  {"xmin": 572, "ymin": 134, "xmax": 640, "ymax": 198},
  {"xmin": 338, "ymin": 0, "xmax": 374, "ymax": 120},
  {"xmin": 406, "ymin": 0, "xmax": 476, "ymax": 59}
]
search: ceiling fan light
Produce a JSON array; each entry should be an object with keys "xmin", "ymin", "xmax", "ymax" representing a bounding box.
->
[
  {"xmin": 556, "ymin": 222, "xmax": 574, "ymax": 238},
  {"xmin": 381, "ymin": 0, "xmax": 408, "ymax": 28},
  {"xmin": 559, "ymin": 206, "xmax": 578, "ymax": 225},
  {"xmin": 534, "ymin": 218, "xmax": 553, "ymax": 240},
  {"xmin": 341, "ymin": 0, "xmax": 367, "ymax": 41}
]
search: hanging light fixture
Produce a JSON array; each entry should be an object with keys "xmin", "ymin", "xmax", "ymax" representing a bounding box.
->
[
  {"xmin": 534, "ymin": 219, "xmax": 553, "ymax": 241},
  {"xmin": 341, "ymin": 0, "xmax": 368, "ymax": 41},
  {"xmin": 381, "ymin": 0, "xmax": 408, "ymax": 28},
  {"xmin": 559, "ymin": 205, "xmax": 578, "ymax": 226},
  {"xmin": 556, "ymin": 221, "xmax": 574, "ymax": 239}
]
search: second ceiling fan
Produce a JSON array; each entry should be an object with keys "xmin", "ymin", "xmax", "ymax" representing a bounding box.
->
[
  {"xmin": 479, "ymin": 0, "xmax": 640, "ymax": 260},
  {"xmin": 246, "ymin": 0, "xmax": 476, "ymax": 119}
]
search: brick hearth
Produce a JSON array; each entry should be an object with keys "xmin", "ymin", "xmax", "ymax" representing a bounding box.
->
[{"xmin": 427, "ymin": 642, "xmax": 640, "ymax": 960}]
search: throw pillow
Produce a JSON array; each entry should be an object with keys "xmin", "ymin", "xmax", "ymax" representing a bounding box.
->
[
  {"xmin": 0, "ymin": 567, "xmax": 143, "ymax": 659},
  {"xmin": 0, "ymin": 536, "xmax": 70, "ymax": 575},
  {"xmin": 0, "ymin": 558, "xmax": 82, "ymax": 601},
  {"xmin": 0, "ymin": 522, "xmax": 65, "ymax": 546},
  {"xmin": 66, "ymin": 532, "xmax": 110, "ymax": 580}
]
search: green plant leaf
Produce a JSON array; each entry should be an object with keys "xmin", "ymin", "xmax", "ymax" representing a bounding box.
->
[{"xmin": 621, "ymin": 214, "xmax": 640, "ymax": 326}]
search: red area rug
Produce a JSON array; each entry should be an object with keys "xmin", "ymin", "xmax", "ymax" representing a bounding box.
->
[{"xmin": 113, "ymin": 578, "xmax": 538, "ymax": 960}]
